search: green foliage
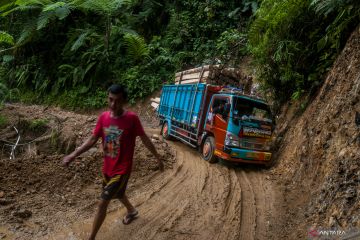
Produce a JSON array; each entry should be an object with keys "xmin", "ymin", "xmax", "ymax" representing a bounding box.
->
[
  {"xmin": 0, "ymin": 114, "xmax": 8, "ymax": 128},
  {"xmin": 0, "ymin": 82, "xmax": 8, "ymax": 103},
  {"xmin": 249, "ymin": 0, "xmax": 309, "ymax": 101},
  {"xmin": 123, "ymin": 33, "xmax": 149, "ymax": 63},
  {"xmin": 0, "ymin": 78, "xmax": 19, "ymax": 103},
  {"xmin": 46, "ymin": 87, "xmax": 107, "ymax": 109},
  {"xmin": 311, "ymin": 0, "xmax": 360, "ymax": 51},
  {"xmin": 16, "ymin": 20, "xmax": 37, "ymax": 46},
  {"xmin": 291, "ymin": 89, "xmax": 304, "ymax": 101},
  {"xmin": 311, "ymin": 0, "xmax": 360, "ymax": 16},
  {"xmin": 69, "ymin": 29, "xmax": 93, "ymax": 52},
  {"xmin": 18, "ymin": 86, "xmax": 107, "ymax": 109},
  {"xmin": 0, "ymin": 31, "xmax": 14, "ymax": 45},
  {"xmin": 29, "ymin": 118, "xmax": 49, "ymax": 131},
  {"xmin": 3, "ymin": 0, "xmax": 356, "ymax": 109},
  {"xmin": 0, "ymin": 0, "xmax": 255, "ymax": 109},
  {"xmin": 5, "ymin": 0, "xmax": 72, "ymax": 32},
  {"xmin": 215, "ymin": 29, "xmax": 248, "ymax": 64},
  {"xmin": 76, "ymin": 0, "xmax": 132, "ymax": 14},
  {"xmin": 0, "ymin": 0, "xmax": 16, "ymax": 13},
  {"xmin": 249, "ymin": 0, "xmax": 359, "ymax": 102}
]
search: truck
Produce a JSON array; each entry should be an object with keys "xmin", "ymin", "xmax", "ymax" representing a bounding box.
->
[{"xmin": 157, "ymin": 67, "xmax": 274, "ymax": 165}]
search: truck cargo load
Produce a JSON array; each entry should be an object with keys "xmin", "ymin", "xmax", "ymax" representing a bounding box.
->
[{"xmin": 175, "ymin": 65, "xmax": 253, "ymax": 94}]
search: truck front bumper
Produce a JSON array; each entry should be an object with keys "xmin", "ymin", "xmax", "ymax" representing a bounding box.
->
[{"xmin": 214, "ymin": 147, "xmax": 272, "ymax": 164}]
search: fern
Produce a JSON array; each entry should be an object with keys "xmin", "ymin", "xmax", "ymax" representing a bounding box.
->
[
  {"xmin": 8, "ymin": 5, "xmax": 39, "ymax": 14},
  {"xmin": 124, "ymin": 33, "xmax": 149, "ymax": 62},
  {"xmin": 111, "ymin": 25, "xmax": 137, "ymax": 36},
  {"xmin": 0, "ymin": 31, "xmax": 14, "ymax": 45},
  {"xmin": 81, "ymin": 44, "xmax": 104, "ymax": 63},
  {"xmin": 312, "ymin": 0, "xmax": 360, "ymax": 52},
  {"xmin": 10, "ymin": 0, "xmax": 55, "ymax": 13},
  {"xmin": 55, "ymin": 5, "xmax": 71, "ymax": 19},
  {"xmin": 42, "ymin": 1, "xmax": 66, "ymax": 11},
  {"xmin": 0, "ymin": 1, "xmax": 16, "ymax": 17},
  {"xmin": 310, "ymin": 0, "xmax": 356, "ymax": 16},
  {"xmin": 37, "ymin": 2, "xmax": 72, "ymax": 30},
  {"xmin": 2, "ymin": 55, "xmax": 14, "ymax": 63},
  {"xmin": 15, "ymin": 0, "xmax": 53, "ymax": 6},
  {"xmin": 16, "ymin": 20, "xmax": 37, "ymax": 46},
  {"xmin": 84, "ymin": 62, "xmax": 96, "ymax": 76},
  {"xmin": 77, "ymin": 0, "xmax": 132, "ymax": 15},
  {"xmin": 17, "ymin": 29, "xmax": 34, "ymax": 46},
  {"xmin": 273, "ymin": 40, "xmax": 300, "ymax": 63},
  {"xmin": 0, "ymin": 0, "xmax": 15, "ymax": 8},
  {"xmin": 37, "ymin": 10, "xmax": 54, "ymax": 30},
  {"xmin": 248, "ymin": 18, "xmax": 267, "ymax": 45},
  {"xmin": 70, "ymin": 30, "xmax": 91, "ymax": 51}
]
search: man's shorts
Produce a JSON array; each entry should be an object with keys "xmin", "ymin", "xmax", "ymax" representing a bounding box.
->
[{"xmin": 101, "ymin": 173, "xmax": 130, "ymax": 200}]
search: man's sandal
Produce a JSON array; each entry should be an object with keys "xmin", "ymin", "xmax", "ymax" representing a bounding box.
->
[{"xmin": 122, "ymin": 210, "xmax": 138, "ymax": 225}]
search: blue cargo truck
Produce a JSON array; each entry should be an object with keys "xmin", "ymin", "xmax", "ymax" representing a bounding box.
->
[{"xmin": 158, "ymin": 83, "xmax": 274, "ymax": 165}]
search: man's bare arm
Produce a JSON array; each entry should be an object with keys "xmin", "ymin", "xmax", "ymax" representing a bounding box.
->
[
  {"xmin": 63, "ymin": 135, "xmax": 99, "ymax": 166},
  {"xmin": 140, "ymin": 134, "xmax": 164, "ymax": 171}
]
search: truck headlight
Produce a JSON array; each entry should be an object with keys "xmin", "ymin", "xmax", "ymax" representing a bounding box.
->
[{"xmin": 225, "ymin": 132, "xmax": 240, "ymax": 147}]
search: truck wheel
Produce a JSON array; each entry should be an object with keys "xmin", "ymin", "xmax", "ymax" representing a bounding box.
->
[
  {"xmin": 264, "ymin": 158, "xmax": 276, "ymax": 169},
  {"xmin": 202, "ymin": 136, "xmax": 218, "ymax": 163},
  {"xmin": 161, "ymin": 122, "xmax": 171, "ymax": 140}
]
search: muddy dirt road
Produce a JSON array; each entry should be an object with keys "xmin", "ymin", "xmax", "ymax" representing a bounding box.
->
[
  {"xmin": 0, "ymin": 104, "xmax": 285, "ymax": 240},
  {"xmin": 47, "ymin": 130, "xmax": 284, "ymax": 240}
]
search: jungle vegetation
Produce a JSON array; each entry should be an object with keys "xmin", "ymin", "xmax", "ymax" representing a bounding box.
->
[{"xmin": 0, "ymin": 0, "xmax": 359, "ymax": 109}]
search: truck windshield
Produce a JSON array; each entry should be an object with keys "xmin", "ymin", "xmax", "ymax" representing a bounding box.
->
[{"xmin": 232, "ymin": 97, "xmax": 272, "ymax": 123}]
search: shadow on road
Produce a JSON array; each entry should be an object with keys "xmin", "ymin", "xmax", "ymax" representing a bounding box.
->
[{"xmin": 218, "ymin": 159, "xmax": 269, "ymax": 172}]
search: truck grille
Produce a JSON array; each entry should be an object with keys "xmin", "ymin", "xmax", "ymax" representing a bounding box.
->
[{"xmin": 239, "ymin": 139, "xmax": 266, "ymax": 151}]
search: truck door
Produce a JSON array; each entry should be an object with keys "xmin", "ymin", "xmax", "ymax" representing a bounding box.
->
[{"xmin": 206, "ymin": 96, "xmax": 230, "ymax": 151}]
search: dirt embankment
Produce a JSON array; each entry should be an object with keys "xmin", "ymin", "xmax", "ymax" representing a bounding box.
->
[{"xmin": 272, "ymin": 26, "xmax": 360, "ymax": 238}]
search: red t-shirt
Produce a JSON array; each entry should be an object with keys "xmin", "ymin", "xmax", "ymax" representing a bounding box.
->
[{"xmin": 93, "ymin": 111, "xmax": 145, "ymax": 176}]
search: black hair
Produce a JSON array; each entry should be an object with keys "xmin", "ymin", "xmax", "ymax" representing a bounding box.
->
[{"xmin": 107, "ymin": 84, "xmax": 128, "ymax": 101}]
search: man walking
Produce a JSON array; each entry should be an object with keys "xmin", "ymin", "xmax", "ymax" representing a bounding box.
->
[{"xmin": 63, "ymin": 84, "xmax": 164, "ymax": 240}]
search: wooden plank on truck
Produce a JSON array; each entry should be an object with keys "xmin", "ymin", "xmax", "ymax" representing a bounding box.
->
[
  {"xmin": 151, "ymin": 102, "xmax": 159, "ymax": 110},
  {"xmin": 174, "ymin": 65, "xmax": 253, "ymax": 95},
  {"xmin": 174, "ymin": 65, "xmax": 212, "ymax": 77},
  {"xmin": 150, "ymin": 97, "xmax": 160, "ymax": 103},
  {"xmin": 175, "ymin": 71, "xmax": 210, "ymax": 84}
]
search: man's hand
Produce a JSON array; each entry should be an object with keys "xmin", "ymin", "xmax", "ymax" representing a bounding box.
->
[
  {"xmin": 63, "ymin": 154, "xmax": 75, "ymax": 167},
  {"xmin": 62, "ymin": 135, "xmax": 99, "ymax": 168}
]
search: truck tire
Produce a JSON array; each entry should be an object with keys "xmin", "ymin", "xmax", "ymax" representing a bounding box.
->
[
  {"xmin": 161, "ymin": 122, "xmax": 172, "ymax": 140},
  {"xmin": 202, "ymin": 136, "xmax": 218, "ymax": 163},
  {"xmin": 264, "ymin": 158, "xmax": 276, "ymax": 169}
]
